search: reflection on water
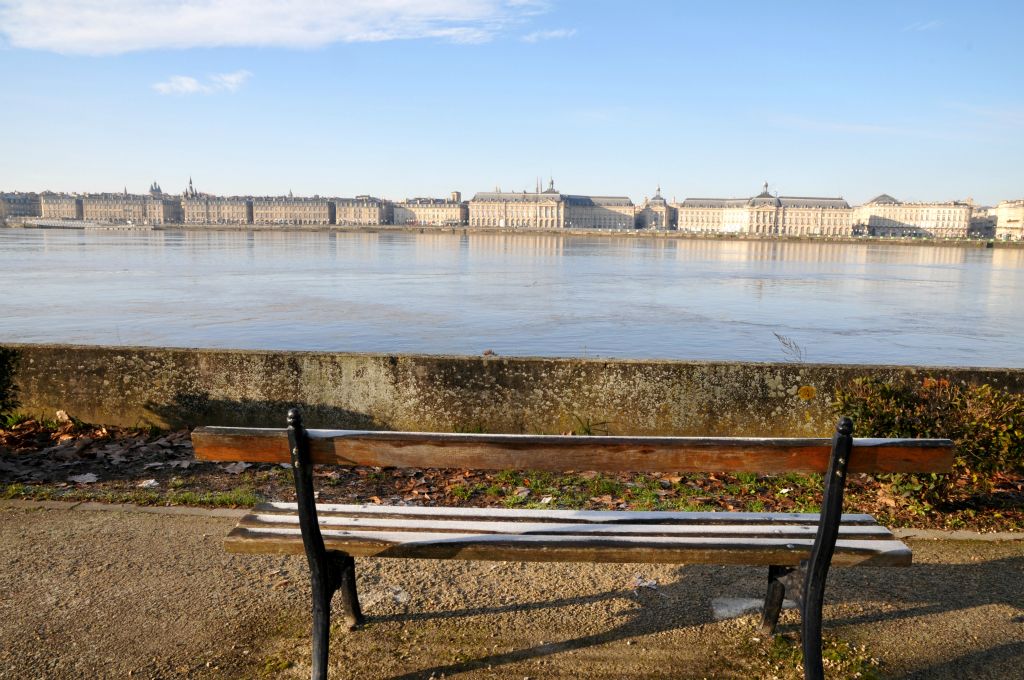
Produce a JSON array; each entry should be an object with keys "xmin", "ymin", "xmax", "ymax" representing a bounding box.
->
[{"xmin": 2, "ymin": 228, "xmax": 1022, "ymax": 367}]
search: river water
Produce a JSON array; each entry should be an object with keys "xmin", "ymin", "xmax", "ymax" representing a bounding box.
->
[{"xmin": 2, "ymin": 228, "xmax": 1022, "ymax": 367}]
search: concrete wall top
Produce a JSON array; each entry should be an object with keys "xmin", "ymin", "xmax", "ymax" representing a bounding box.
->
[{"xmin": 4, "ymin": 343, "xmax": 1023, "ymax": 436}]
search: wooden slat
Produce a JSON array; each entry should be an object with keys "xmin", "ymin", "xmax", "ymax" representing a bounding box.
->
[
  {"xmin": 224, "ymin": 526, "xmax": 912, "ymax": 567},
  {"xmin": 192, "ymin": 427, "xmax": 955, "ymax": 474},
  {"xmin": 253, "ymin": 502, "xmax": 881, "ymax": 525},
  {"xmin": 236, "ymin": 513, "xmax": 898, "ymax": 539}
]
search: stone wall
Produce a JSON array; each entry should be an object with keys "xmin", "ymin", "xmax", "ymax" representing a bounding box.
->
[{"xmin": 4, "ymin": 343, "xmax": 1023, "ymax": 436}]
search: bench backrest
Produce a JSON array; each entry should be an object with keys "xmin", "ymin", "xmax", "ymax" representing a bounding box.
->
[{"xmin": 192, "ymin": 427, "xmax": 954, "ymax": 474}]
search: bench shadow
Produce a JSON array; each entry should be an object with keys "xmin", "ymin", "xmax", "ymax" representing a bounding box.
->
[
  {"xmin": 900, "ymin": 640, "xmax": 1024, "ymax": 679},
  {"xmin": 374, "ymin": 564, "xmax": 716, "ymax": 680},
  {"xmin": 357, "ymin": 554, "xmax": 1024, "ymax": 680}
]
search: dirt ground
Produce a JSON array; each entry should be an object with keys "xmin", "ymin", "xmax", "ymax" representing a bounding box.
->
[{"xmin": 0, "ymin": 502, "xmax": 1021, "ymax": 679}]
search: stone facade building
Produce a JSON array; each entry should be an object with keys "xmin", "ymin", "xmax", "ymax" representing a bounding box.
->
[
  {"xmin": 182, "ymin": 196, "xmax": 253, "ymax": 224},
  {"xmin": 40, "ymin": 193, "xmax": 84, "ymax": 220},
  {"xmin": 0, "ymin": 192, "xmax": 41, "ymax": 220},
  {"xmin": 180, "ymin": 178, "xmax": 252, "ymax": 224},
  {"xmin": 252, "ymin": 196, "xmax": 334, "ymax": 225},
  {"xmin": 676, "ymin": 184, "xmax": 852, "ymax": 236},
  {"xmin": 635, "ymin": 186, "xmax": 676, "ymax": 230},
  {"xmin": 146, "ymin": 197, "xmax": 183, "ymax": 224},
  {"xmin": 82, "ymin": 191, "xmax": 149, "ymax": 223},
  {"xmin": 854, "ymin": 194, "xmax": 971, "ymax": 238},
  {"xmin": 333, "ymin": 196, "xmax": 392, "ymax": 226},
  {"xmin": 995, "ymin": 200, "xmax": 1024, "ymax": 240},
  {"xmin": 81, "ymin": 184, "xmax": 182, "ymax": 225},
  {"xmin": 469, "ymin": 181, "xmax": 634, "ymax": 230},
  {"xmin": 393, "ymin": 192, "xmax": 467, "ymax": 226},
  {"xmin": 565, "ymin": 195, "xmax": 635, "ymax": 229}
]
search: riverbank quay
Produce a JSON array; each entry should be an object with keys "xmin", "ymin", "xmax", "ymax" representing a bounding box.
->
[
  {"xmin": 6, "ymin": 344, "xmax": 1024, "ymax": 434},
  {"xmin": 1, "ymin": 501, "xmax": 1021, "ymax": 679},
  {"xmin": 5, "ymin": 221, "xmax": 1023, "ymax": 249}
]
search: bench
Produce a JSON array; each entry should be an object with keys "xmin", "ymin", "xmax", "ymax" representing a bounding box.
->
[{"xmin": 192, "ymin": 410, "xmax": 953, "ymax": 680}]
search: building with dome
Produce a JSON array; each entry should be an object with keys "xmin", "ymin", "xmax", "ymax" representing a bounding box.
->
[
  {"xmin": 636, "ymin": 186, "xmax": 676, "ymax": 230},
  {"xmin": 853, "ymin": 194, "xmax": 971, "ymax": 238},
  {"xmin": 674, "ymin": 183, "xmax": 853, "ymax": 236},
  {"xmin": 468, "ymin": 179, "xmax": 634, "ymax": 230}
]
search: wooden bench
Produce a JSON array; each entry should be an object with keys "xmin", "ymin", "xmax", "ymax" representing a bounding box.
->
[{"xmin": 192, "ymin": 410, "xmax": 953, "ymax": 680}]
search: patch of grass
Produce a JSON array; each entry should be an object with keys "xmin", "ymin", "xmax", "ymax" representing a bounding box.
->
[
  {"xmin": 257, "ymin": 655, "xmax": 294, "ymax": 677},
  {"xmin": 571, "ymin": 414, "xmax": 610, "ymax": 436},
  {"xmin": 168, "ymin": 488, "xmax": 262, "ymax": 507},
  {"xmin": 2, "ymin": 412, "xmax": 31, "ymax": 428},
  {"xmin": 628, "ymin": 487, "xmax": 663, "ymax": 510},
  {"xmin": 749, "ymin": 632, "xmax": 882, "ymax": 679},
  {"xmin": 1, "ymin": 482, "xmax": 28, "ymax": 499},
  {"xmin": 494, "ymin": 469, "xmax": 524, "ymax": 486},
  {"xmin": 449, "ymin": 483, "xmax": 475, "ymax": 500},
  {"xmin": 502, "ymin": 494, "xmax": 529, "ymax": 508},
  {"xmin": 586, "ymin": 474, "xmax": 625, "ymax": 498}
]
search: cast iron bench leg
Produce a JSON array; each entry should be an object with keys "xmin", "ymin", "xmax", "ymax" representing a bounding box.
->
[
  {"xmin": 332, "ymin": 552, "xmax": 364, "ymax": 629},
  {"xmin": 760, "ymin": 565, "xmax": 793, "ymax": 634},
  {"xmin": 801, "ymin": 417, "xmax": 853, "ymax": 680},
  {"xmin": 289, "ymin": 408, "xmax": 364, "ymax": 680}
]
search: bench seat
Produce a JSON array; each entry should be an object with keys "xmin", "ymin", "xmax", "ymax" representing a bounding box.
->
[
  {"xmin": 227, "ymin": 502, "xmax": 911, "ymax": 567},
  {"xmin": 194, "ymin": 412, "xmax": 953, "ymax": 680}
]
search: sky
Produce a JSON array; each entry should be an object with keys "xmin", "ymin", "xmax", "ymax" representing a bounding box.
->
[{"xmin": 1, "ymin": 0, "xmax": 1022, "ymax": 205}]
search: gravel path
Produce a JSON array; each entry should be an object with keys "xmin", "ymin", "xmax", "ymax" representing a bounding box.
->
[{"xmin": 0, "ymin": 504, "xmax": 1021, "ymax": 679}]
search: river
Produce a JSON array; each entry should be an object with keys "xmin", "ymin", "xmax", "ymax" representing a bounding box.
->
[{"xmin": 2, "ymin": 227, "xmax": 1021, "ymax": 367}]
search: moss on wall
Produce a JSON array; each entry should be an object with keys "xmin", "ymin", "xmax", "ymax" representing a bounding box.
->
[{"xmin": 4, "ymin": 343, "xmax": 1023, "ymax": 437}]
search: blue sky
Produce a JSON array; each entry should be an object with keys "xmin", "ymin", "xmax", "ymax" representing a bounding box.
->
[{"xmin": 1, "ymin": 0, "xmax": 1022, "ymax": 205}]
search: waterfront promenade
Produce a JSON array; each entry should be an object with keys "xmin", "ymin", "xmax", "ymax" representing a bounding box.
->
[{"xmin": 2, "ymin": 500, "xmax": 1020, "ymax": 679}]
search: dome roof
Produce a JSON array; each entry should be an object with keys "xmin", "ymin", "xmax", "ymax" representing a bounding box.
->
[
  {"xmin": 748, "ymin": 181, "xmax": 781, "ymax": 207},
  {"xmin": 868, "ymin": 193, "xmax": 900, "ymax": 205}
]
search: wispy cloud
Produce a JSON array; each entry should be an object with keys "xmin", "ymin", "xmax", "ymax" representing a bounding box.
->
[
  {"xmin": 521, "ymin": 28, "xmax": 576, "ymax": 43},
  {"xmin": 0, "ymin": 0, "xmax": 545, "ymax": 55},
  {"xmin": 903, "ymin": 19, "xmax": 942, "ymax": 32},
  {"xmin": 153, "ymin": 70, "xmax": 252, "ymax": 95}
]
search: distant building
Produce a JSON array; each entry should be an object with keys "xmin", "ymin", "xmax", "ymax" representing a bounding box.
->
[
  {"xmin": 969, "ymin": 203, "xmax": 997, "ymax": 239},
  {"xmin": 635, "ymin": 186, "xmax": 676, "ymax": 230},
  {"xmin": 252, "ymin": 195, "xmax": 334, "ymax": 225},
  {"xmin": 333, "ymin": 196, "xmax": 391, "ymax": 226},
  {"xmin": 181, "ymin": 178, "xmax": 253, "ymax": 224},
  {"xmin": 0, "ymin": 191, "xmax": 41, "ymax": 220},
  {"xmin": 183, "ymin": 196, "xmax": 253, "ymax": 224},
  {"xmin": 995, "ymin": 200, "xmax": 1024, "ymax": 241},
  {"xmin": 81, "ymin": 183, "xmax": 182, "ymax": 224},
  {"xmin": 40, "ymin": 193, "xmax": 83, "ymax": 220},
  {"xmin": 676, "ymin": 183, "xmax": 852, "ymax": 236},
  {"xmin": 83, "ymin": 190, "xmax": 148, "ymax": 223},
  {"xmin": 854, "ymin": 194, "xmax": 971, "ymax": 238},
  {"xmin": 469, "ymin": 180, "xmax": 634, "ymax": 230},
  {"xmin": 393, "ymin": 192, "xmax": 467, "ymax": 226}
]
